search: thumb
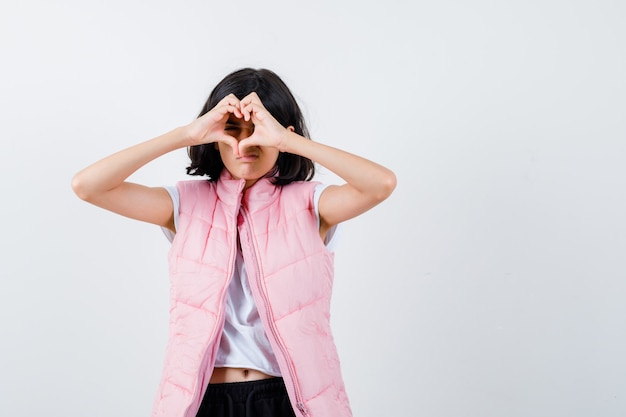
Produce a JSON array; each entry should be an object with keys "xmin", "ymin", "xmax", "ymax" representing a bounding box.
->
[
  {"xmin": 230, "ymin": 138, "xmax": 242, "ymax": 157},
  {"xmin": 217, "ymin": 136, "xmax": 240, "ymax": 157},
  {"xmin": 238, "ymin": 137, "xmax": 255, "ymax": 155}
]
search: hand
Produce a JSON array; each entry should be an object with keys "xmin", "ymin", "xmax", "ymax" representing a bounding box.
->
[
  {"xmin": 237, "ymin": 92, "xmax": 292, "ymax": 155},
  {"xmin": 185, "ymin": 94, "xmax": 243, "ymax": 155}
]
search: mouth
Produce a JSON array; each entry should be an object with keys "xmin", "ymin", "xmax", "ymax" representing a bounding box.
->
[{"xmin": 236, "ymin": 154, "xmax": 258, "ymax": 162}]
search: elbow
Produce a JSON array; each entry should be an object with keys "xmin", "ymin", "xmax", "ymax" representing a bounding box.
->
[
  {"xmin": 375, "ymin": 169, "xmax": 397, "ymax": 202},
  {"xmin": 71, "ymin": 172, "xmax": 92, "ymax": 201}
]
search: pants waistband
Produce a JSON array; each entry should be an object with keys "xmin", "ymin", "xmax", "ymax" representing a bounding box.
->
[{"xmin": 203, "ymin": 377, "xmax": 289, "ymax": 404}]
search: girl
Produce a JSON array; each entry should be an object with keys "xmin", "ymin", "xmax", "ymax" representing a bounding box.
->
[{"xmin": 72, "ymin": 68, "xmax": 396, "ymax": 417}]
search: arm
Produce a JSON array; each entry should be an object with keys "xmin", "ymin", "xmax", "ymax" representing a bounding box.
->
[
  {"xmin": 238, "ymin": 93, "xmax": 397, "ymax": 233},
  {"xmin": 71, "ymin": 95, "xmax": 243, "ymax": 232},
  {"xmin": 282, "ymin": 134, "xmax": 396, "ymax": 231},
  {"xmin": 71, "ymin": 129, "xmax": 186, "ymax": 231}
]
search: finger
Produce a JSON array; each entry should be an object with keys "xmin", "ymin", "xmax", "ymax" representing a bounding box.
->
[
  {"xmin": 245, "ymin": 103, "xmax": 268, "ymax": 124},
  {"xmin": 240, "ymin": 102, "xmax": 251, "ymax": 122},
  {"xmin": 240, "ymin": 93, "xmax": 263, "ymax": 121},
  {"xmin": 227, "ymin": 94, "xmax": 243, "ymax": 118},
  {"xmin": 239, "ymin": 132, "xmax": 268, "ymax": 154},
  {"xmin": 227, "ymin": 104, "xmax": 242, "ymax": 119},
  {"xmin": 238, "ymin": 138, "xmax": 252, "ymax": 156},
  {"xmin": 220, "ymin": 136, "xmax": 241, "ymax": 157},
  {"xmin": 208, "ymin": 106, "xmax": 238, "ymax": 127},
  {"xmin": 255, "ymin": 105, "xmax": 267, "ymax": 122},
  {"xmin": 240, "ymin": 100, "xmax": 261, "ymax": 122},
  {"xmin": 240, "ymin": 91, "xmax": 261, "ymax": 105},
  {"xmin": 217, "ymin": 94, "xmax": 242, "ymax": 118},
  {"xmin": 223, "ymin": 93, "xmax": 241, "ymax": 106}
]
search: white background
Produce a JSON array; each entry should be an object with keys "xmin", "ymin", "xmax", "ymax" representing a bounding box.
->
[{"xmin": 1, "ymin": 1, "xmax": 625, "ymax": 416}]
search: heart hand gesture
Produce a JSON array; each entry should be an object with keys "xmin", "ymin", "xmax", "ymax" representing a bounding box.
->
[
  {"xmin": 237, "ymin": 92, "xmax": 292, "ymax": 155},
  {"xmin": 185, "ymin": 92, "xmax": 290, "ymax": 157},
  {"xmin": 185, "ymin": 94, "xmax": 245, "ymax": 155}
]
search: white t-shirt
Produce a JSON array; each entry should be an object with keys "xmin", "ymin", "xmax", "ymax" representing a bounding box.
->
[{"xmin": 162, "ymin": 183, "xmax": 338, "ymax": 376}]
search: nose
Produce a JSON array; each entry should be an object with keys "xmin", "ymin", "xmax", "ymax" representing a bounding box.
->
[{"xmin": 236, "ymin": 126, "xmax": 254, "ymax": 140}]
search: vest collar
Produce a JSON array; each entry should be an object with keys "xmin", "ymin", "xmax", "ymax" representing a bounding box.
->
[{"xmin": 215, "ymin": 170, "xmax": 279, "ymax": 210}]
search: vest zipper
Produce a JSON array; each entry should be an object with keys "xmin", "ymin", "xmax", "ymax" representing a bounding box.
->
[{"xmin": 240, "ymin": 207, "xmax": 310, "ymax": 417}]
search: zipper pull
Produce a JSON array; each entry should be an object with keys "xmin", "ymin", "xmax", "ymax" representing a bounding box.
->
[{"xmin": 297, "ymin": 401, "xmax": 309, "ymax": 416}]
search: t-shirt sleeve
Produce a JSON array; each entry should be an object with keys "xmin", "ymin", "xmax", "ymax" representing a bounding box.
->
[
  {"xmin": 160, "ymin": 185, "xmax": 179, "ymax": 243},
  {"xmin": 161, "ymin": 183, "xmax": 338, "ymax": 249},
  {"xmin": 314, "ymin": 183, "xmax": 340, "ymax": 252}
]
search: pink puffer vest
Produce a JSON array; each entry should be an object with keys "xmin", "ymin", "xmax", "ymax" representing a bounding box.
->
[{"xmin": 151, "ymin": 171, "xmax": 352, "ymax": 417}]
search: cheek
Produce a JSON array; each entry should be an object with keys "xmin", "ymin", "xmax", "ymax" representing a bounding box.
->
[
  {"xmin": 267, "ymin": 150, "xmax": 280, "ymax": 165},
  {"xmin": 217, "ymin": 142, "xmax": 234, "ymax": 156}
]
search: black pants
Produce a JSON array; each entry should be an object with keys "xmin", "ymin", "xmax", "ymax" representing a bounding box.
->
[{"xmin": 196, "ymin": 377, "xmax": 297, "ymax": 417}]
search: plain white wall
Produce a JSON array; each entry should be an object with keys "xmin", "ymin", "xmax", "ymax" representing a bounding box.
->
[{"xmin": 1, "ymin": 0, "xmax": 625, "ymax": 416}]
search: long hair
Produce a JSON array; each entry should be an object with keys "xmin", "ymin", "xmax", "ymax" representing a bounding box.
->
[{"xmin": 186, "ymin": 68, "xmax": 315, "ymax": 185}]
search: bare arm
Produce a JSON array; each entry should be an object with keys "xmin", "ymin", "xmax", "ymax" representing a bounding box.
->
[
  {"xmin": 71, "ymin": 129, "xmax": 188, "ymax": 231},
  {"xmin": 71, "ymin": 95, "xmax": 243, "ymax": 232},
  {"xmin": 238, "ymin": 93, "xmax": 397, "ymax": 233},
  {"xmin": 282, "ymin": 134, "xmax": 396, "ymax": 230}
]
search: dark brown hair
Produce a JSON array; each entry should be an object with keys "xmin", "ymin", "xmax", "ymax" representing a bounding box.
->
[{"xmin": 186, "ymin": 68, "xmax": 315, "ymax": 185}]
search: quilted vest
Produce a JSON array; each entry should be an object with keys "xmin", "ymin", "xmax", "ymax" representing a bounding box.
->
[{"xmin": 151, "ymin": 171, "xmax": 352, "ymax": 417}]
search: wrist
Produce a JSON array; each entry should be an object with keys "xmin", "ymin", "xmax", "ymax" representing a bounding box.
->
[
  {"xmin": 173, "ymin": 125, "xmax": 198, "ymax": 148},
  {"xmin": 279, "ymin": 130, "xmax": 302, "ymax": 153},
  {"xmin": 157, "ymin": 126, "xmax": 195, "ymax": 150}
]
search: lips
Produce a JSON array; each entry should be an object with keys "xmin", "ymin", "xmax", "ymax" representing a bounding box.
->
[{"xmin": 236, "ymin": 154, "xmax": 258, "ymax": 162}]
